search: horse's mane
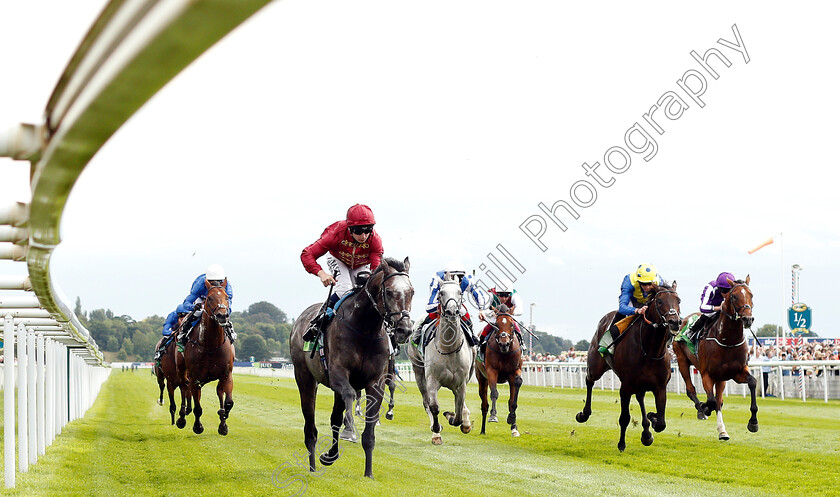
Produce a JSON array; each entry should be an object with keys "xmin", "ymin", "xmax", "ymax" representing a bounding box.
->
[
  {"xmin": 655, "ymin": 282, "xmax": 674, "ymax": 292},
  {"xmin": 733, "ymin": 279, "xmax": 745, "ymax": 285},
  {"xmin": 372, "ymin": 257, "xmax": 406, "ymax": 275}
]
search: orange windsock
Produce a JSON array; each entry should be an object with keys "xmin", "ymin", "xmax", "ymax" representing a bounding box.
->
[{"xmin": 748, "ymin": 237, "xmax": 774, "ymax": 254}]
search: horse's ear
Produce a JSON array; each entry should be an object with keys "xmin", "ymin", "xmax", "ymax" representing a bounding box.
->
[
  {"xmin": 727, "ymin": 277, "xmax": 735, "ymax": 287},
  {"xmin": 204, "ymin": 278, "xmax": 211, "ymax": 289},
  {"xmin": 745, "ymin": 274, "xmax": 750, "ymax": 285},
  {"xmin": 672, "ymin": 280, "xmax": 677, "ymax": 291},
  {"xmin": 403, "ymin": 256, "xmax": 410, "ymax": 273},
  {"xmin": 222, "ymin": 277, "xmax": 228, "ymax": 288}
]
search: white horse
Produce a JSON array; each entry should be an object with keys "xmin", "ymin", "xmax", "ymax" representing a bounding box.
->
[{"xmin": 408, "ymin": 277, "xmax": 475, "ymax": 445}]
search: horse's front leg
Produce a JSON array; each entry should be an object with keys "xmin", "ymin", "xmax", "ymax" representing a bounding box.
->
[
  {"xmin": 699, "ymin": 372, "xmax": 717, "ymax": 416},
  {"xmin": 647, "ymin": 385, "xmax": 668, "ymax": 433},
  {"xmin": 175, "ymin": 381, "xmax": 189, "ymax": 429},
  {"xmin": 714, "ymin": 381, "xmax": 729, "ymax": 441},
  {"xmin": 635, "ymin": 392, "xmax": 653, "ymax": 446},
  {"xmin": 330, "ymin": 370, "xmax": 359, "ymax": 443},
  {"xmin": 487, "ymin": 369, "xmax": 500, "ymax": 423},
  {"xmin": 362, "ymin": 385, "xmax": 384, "ymax": 479},
  {"xmin": 167, "ymin": 379, "xmax": 177, "ymax": 425},
  {"xmin": 507, "ymin": 370, "xmax": 523, "ymax": 437},
  {"xmin": 443, "ymin": 382, "xmax": 471, "ymax": 434},
  {"xmin": 319, "ymin": 392, "xmax": 345, "ymax": 467},
  {"xmin": 734, "ymin": 367, "xmax": 759, "ymax": 433},
  {"xmin": 191, "ymin": 379, "xmax": 204, "ymax": 435},
  {"xmin": 386, "ymin": 373, "xmax": 396, "ymax": 421},
  {"xmin": 477, "ymin": 371, "xmax": 489, "ymax": 435},
  {"xmin": 617, "ymin": 387, "xmax": 632, "ymax": 452},
  {"xmin": 216, "ymin": 374, "xmax": 234, "ymax": 436},
  {"xmin": 426, "ymin": 376, "xmax": 443, "ymax": 445},
  {"xmin": 675, "ymin": 345, "xmax": 705, "ymax": 419}
]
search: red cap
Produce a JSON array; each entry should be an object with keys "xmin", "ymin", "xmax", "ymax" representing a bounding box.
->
[{"xmin": 346, "ymin": 204, "xmax": 376, "ymax": 226}]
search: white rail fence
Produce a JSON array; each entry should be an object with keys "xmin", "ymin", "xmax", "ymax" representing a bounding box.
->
[{"xmin": 230, "ymin": 360, "xmax": 840, "ymax": 403}]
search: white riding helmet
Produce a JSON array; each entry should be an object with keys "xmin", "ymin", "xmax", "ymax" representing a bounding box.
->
[
  {"xmin": 206, "ymin": 264, "xmax": 225, "ymax": 281},
  {"xmin": 443, "ymin": 261, "xmax": 466, "ymax": 275}
]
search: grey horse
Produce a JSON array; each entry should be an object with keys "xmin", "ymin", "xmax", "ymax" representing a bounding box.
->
[{"xmin": 408, "ymin": 277, "xmax": 475, "ymax": 444}]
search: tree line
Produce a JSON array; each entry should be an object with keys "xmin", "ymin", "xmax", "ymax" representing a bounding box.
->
[{"xmin": 76, "ymin": 298, "xmax": 292, "ymax": 363}]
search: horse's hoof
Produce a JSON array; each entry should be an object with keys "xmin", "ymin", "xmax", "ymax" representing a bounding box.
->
[
  {"xmin": 703, "ymin": 405, "xmax": 712, "ymax": 416},
  {"xmin": 340, "ymin": 428, "xmax": 357, "ymax": 443},
  {"xmin": 385, "ymin": 412, "xmax": 394, "ymax": 421},
  {"xmin": 617, "ymin": 442, "xmax": 626, "ymax": 452},
  {"xmin": 697, "ymin": 411, "xmax": 708, "ymax": 421},
  {"xmin": 157, "ymin": 399, "xmax": 164, "ymax": 406},
  {"xmin": 461, "ymin": 424, "xmax": 472, "ymax": 434},
  {"xmin": 218, "ymin": 424, "xmax": 228, "ymax": 436},
  {"xmin": 747, "ymin": 420, "xmax": 759, "ymax": 433},
  {"xmin": 511, "ymin": 429, "xmax": 520, "ymax": 438},
  {"xmin": 575, "ymin": 412, "xmax": 589, "ymax": 423},
  {"xmin": 488, "ymin": 415, "xmax": 498, "ymax": 423},
  {"xmin": 506, "ymin": 413, "xmax": 516, "ymax": 425},
  {"xmin": 719, "ymin": 433, "xmax": 730, "ymax": 441},
  {"xmin": 176, "ymin": 418, "xmax": 186, "ymax": 429},
  {"xmin": 320, "ymin": 452, "xmax": 339, "ymax": 466},
  {"xmin": 431, "ymin": 437, "xmax": 443, "ymax": 445},
  {"xmin": 641, "ymin": 433, "xmax": 653, "ymax": 446},
  {"xmin": 193, "ymin": 424, "xmax": 204, "ymax": 435}
]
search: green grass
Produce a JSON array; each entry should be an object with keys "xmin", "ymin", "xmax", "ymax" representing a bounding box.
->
[{"xmin": 1, "ymin": 370, "xmax": 838, "ymax": 496}]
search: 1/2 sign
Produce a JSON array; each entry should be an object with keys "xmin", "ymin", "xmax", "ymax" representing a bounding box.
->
[{"xmin": 787, "ymin": 303, "xmax": 812, "ymax": 333}]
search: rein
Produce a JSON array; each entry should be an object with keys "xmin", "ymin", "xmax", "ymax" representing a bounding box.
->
[
  {"xmin": 364, "ymin": 270, "xmax": 411, "ymax": 332},
  {"xmin": 706, "ymin": 282, "xmax": 753, "ymax": 348},
  {"xmin": 639, "ymin": 289, "xmax": 679, "ymax": 361}
]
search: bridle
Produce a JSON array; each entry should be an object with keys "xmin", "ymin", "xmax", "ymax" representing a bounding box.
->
[
  {"xmin": 490, "ymin": 312, "xmax": 518, "ymax": 354},
  {"xmin": 705, "ymin": 282, "xmax": 753, "ymax": 348},
  {"xmin": 722, "ymin": 283, "xmax": 753, "ymax": 322},
  {"xmin": 642, "ymin": 289, "xmax": 680, "ymax": 332},
  {"xmin": 639, "ymin": 288, "xmax": 680, "ymax": 360},
  {"xmin": 364, "ymin": 268, "xmax": 412, "ymax": 332},
  {"xmin": 203, "ymin": 285, "xmax": 230, "ymax": 327}
]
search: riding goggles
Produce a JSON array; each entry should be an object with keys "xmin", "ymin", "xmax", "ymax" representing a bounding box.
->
[{"xmin": 349, "ymin": 224, "xmax": 374, "ymax": 235}]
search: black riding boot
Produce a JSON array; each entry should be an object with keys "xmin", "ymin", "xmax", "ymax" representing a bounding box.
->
[{"xmin": 688, "ymin": 314, "xmax": 710, "ymax": 343}]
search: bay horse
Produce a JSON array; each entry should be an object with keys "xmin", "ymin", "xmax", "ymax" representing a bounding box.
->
[
  {"xmin": 154, "ymin": 335, "xmax": 190, "ymax": 424},
  {"xmin": 673, "ymin": 276, "xmax": 758, "ymax": 440},
  {"xmin": 408, "ymin": 277, "xmax": 475, "ymax": 444},
  {"xmin": 476, "ymin": 304, "xmax": 523, "ymax": 437},
  {"xmin": 290, "ymin": 257, "xmax": 413, "ymax": 479},
  {"xmin": 175, "ymin": 281, "xmax": 235, "ymax": 435},
  {"xmin": 576, "ymin": 282, "xmax": 681, "ymax": 451}
]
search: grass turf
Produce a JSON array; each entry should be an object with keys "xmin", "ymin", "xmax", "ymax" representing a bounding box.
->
[{"xmin": 1, "ymin": 370, "xmax": 838, "ymax": 496}]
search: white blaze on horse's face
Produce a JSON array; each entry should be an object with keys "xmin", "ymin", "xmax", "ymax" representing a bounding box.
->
[{"xmin": 502, "ymin": 318, "xmax": 508, "ymax": 325}]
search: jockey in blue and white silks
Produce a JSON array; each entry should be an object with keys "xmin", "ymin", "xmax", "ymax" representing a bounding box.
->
[
  {"xmin": 424, "ymin": 270, "xmax": 488, "ymax": 314},
  {"xmin": 155, "ymin": 302, "xmax": 192, "ymax": 361},
  {"xmin": 411, "ymin": 262, "xmax": 489, "ymax": 345},
  {"xmin": 163, "ymin": 302, "xmax": 192, "ymax": 337},
  {"xmin": 182, "ymin": 264, "xmax": 233, "ymax": 312},
  {"xmin": 179, "ymin": 264, "xmax": 236, "ymax": 343}
]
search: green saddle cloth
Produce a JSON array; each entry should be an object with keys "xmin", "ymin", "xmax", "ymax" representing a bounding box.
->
[{"xmin": 675, "ymin": 314, "xmax": 700, "ymax": 355}]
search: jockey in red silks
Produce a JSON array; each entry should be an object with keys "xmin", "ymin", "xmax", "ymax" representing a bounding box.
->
[
  {"xmin": 478, "ymin": 278, "xmax": 524, "ymax": 356},
  {"xmin": 301, "ymin": 204, "xmax": 384, "ymax": 340}
]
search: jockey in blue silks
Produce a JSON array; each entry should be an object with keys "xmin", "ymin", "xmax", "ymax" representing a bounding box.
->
[
  {"xmin": 411, "ymin": 261, "xmax": 489, "ymax": 347},
  {"xmin": 178, "ymin": 264, "xmax": 236, "ymax": 343},
  {"xmin": 598, "ymin": 263, "xmax": 665, "ymax": 356},
  {"xmin": 154, "ymin": 302, "xmax": 191, "ymax": 361}
]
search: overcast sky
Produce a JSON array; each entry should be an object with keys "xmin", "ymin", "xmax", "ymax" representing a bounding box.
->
[{"xmin": 2, "ymin": 1, "xmax": 839, "ymax": 342}]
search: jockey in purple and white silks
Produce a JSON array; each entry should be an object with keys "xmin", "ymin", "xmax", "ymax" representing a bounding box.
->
[{"xmin": 686, "ymin": 271, "xmax": 735, "ymax": 342}]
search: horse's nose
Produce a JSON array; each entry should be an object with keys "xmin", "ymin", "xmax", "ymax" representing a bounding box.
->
[{"xmin": 743, "ymin": 316, "xmax": 755, "ymax": 328}]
